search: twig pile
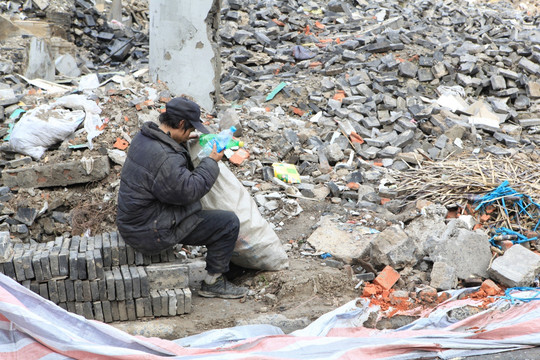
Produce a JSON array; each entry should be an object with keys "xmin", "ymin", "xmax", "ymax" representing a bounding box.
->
[{"xmin": 392, "ymin": 152, "xmax": 540, "ymax": 208}]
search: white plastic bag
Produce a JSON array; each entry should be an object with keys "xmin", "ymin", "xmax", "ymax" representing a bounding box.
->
[
  {"xmin": 190, "ymin": 142, "xmax": 289, "ymax": 270},
  {"xmin": 9, "ymin": 105, "xmax": 84, "ymax": 159}
]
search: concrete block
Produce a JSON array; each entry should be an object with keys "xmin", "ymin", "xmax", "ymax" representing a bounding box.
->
[
  {"xmin": 159, "ymin": 290, "xmax": 169, "ymax": 317},
  {"xmin": 175, "ymin": 288, "xmax": 185, "ymax": 315},
  {"xmin": 69, "ymin": 251, "xmax": 78, "ymax": 280},
  {"xmin": 58, "ymin": 248, "xmax": 69, "ymax": 277},
  {"xmin": 2, "ymin": 257, "xmax": 16, "ymax": 280},
  {"xmin": 184, "ymin": 288, "xmax": 192, "ymax": 314},
  {"xmin": 117, "ymin": 234, "xmax": 127, "ymax": 265},
  {"xmin": 1, "ymin": 156, "xmax": 110, "ymax": 188},
  {"xmin": 135, "ymin": 298, "xmax": 146, "ymax": 318},
  {"xmin": 39, "ymin": 282, "xmax": 49, "ymax": 300},
  {"xmin": 145, "ymin": 263, "xmax": 189, "ymax": 291},
  {"xmin": 142, "ymin": 297, "xmax": 153, "ymax": 317},
  {"xmin": 98, "ymin": 278, "xmax": 107, "ymax": 301},
  {"xmin": 75, "ymin": 302, "xmax": 84, "ymax": 317},
  {"xmin": 22, "ymin": 248, "xmax": 35, "ymax": 279},
  {"xmin": 110, "ymin": 232, "xmax": 119, "ymax": 267},
  {"xmin": 77, "ymin": 252, "xmax": 87, "ymax": 280},
  {"xmin": 66, "ymin": 302, "xmax": 76, "ymax": 314},
  {"xmin": 489, "ymin": 245, "xmax": 540, "ymax": 287},
  {"xmin": 40, "ymin": 250, "xmax": 52, "ymax": 280},
  {"xmin": 93, "ymin": 249, "xmax": 104, "ymax": 279},
  {"xmin": 111, "ymin": 301, "xmax": 120, "ymax": 322},
  {"xmin": 13, "ymin": 245, "xmax": 25, "ymax": 281},
  {"xmin": 137, "ymin": 266, "xmax": 149, "ymax": 297}
]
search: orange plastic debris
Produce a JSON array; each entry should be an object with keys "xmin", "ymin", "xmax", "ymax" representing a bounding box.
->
[
  {"xmin": 113, "ymin": 138, "xmax": 129, "ymax": 150},
  {"xmin": 289, "ymin": 106, "xmax": 305, "ymax": 116},
  {"xmin": 314, "ymin": 21, "xmax": 324, "ymax": 29},
  {"xmin": 272, "ymin": 19, "xmax": 285, "ymax": 26},
  {"xmin": 380, "ymin": 198, "xmax": 391, "ymax": 205},
  {"xmin": 350, "ymin": 132, "xmax": 364, "ymax": 144}
]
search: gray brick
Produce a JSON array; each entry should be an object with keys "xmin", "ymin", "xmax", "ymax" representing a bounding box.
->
[
  {"xmin": 69, "ymin": 251, "xmax": 78, "ymax": 280},
  {"xmin": 65, "ymin": 280, "xmax": 75, "ymax": 302},
  {"xmin": 22, "ymin": 248, "xmax": 34, "ymax": 279},
  {"xmin": 105, "ymin": 270, "xmax": 116, "ymax": 301},
  {"xmin": 74, "ymin": 302, "xmax": 84, "ymax": 316},
  {"xmin": 86, "ymin": 236, "xmax": 95, "ymax": 252},
  {"xmin": 69, "ymin": 236, "xmax": 80, "ymax": 252},
  {"xmin": 145, "ymin": 263, "xmax": 189, "ymax": 291},
  {"xmin": 57, "ymin": 303, "xmax": 67, "ymax": 311},
  {"xmin": 93, "ymin": 301, "xmax": 104, "ymax": 322},
  {"xmin": 48, "ymin": 280, "xmax": 59, "ymax": 304},
  {"xmin": 113, "ymin": 267, "xmax": 125, "ymax": 301},
  {"xmin": 135, "ymin": 297, "xmax": 145, "ymax": 318},
  {"xmin": 111, "ymin": 301, "xmax": 120, "ymax": 321},
  {"xmin": 129, "ymin": 266, "xmax": 141, "ymax": 298},
  {"xmin": 82, "ymin": 302, "xmax": 93, "ymax": 320},
  {"xmin": 94, "ymin": 234, "xmax": 102, "ymax": 251},
  {"xmin": 143, "ymin": 297, "xmax": 153, "ymax": 317},
  {"xmin": 117, "ymin": 233, "xmax": 127, "ymax": 265},
  {"xmin": 57, "ymin": 280, "xmax": 67, "ymax": 303},
  {"xmin": 175, "ymin": 289, "xmax": 185, "ymax": 315},
  {"xmin": 151, "ymin": 254, "xmax": 160, "ymax": 263},
  {"xmin": 77, "ymin": 252, "xmax": 87, "ymax": 279},
  {"xmin": 66, "ymin": 301, "xmax": 76, "ymax": 314},
  {"xmin": 184, "ymin": 288, "xmax": 192, "ymax": 314},
  {"xmin": 30, "ymin": 280, "xmax": 39, "ymax": 294},
  {"xmin": 98, "ymin": 278, "xmax": 107, "ymax": 301},
  {"xmin": 126, "ymin": 244, "xmax": 135, "ymax": 265},
  {"xmin": 79, "ymin": 237, "xmax": 87, "ymax": 253},
  {"xmin": 150, "ymin": 290, "xmax": 161, "ymax": 317},
  {"xmin": 58, "ymin": 249, "xmax": 69, "ymax": 277},
  {"xmin": 120, "ymin": 265, "xmax": 132, "ymax": 299},
  {"xmin": 2, "ymin": 258, "xmax": 16, "ymax": 280},
  {"xmin": 102, "ymin": 300, "xmax": 113, "ymax": 323},
  {"xmin": 82, "ymin": 280, "xmax": 92, "ymax": 301},
  {"xmin": 13, "ymin": 245, "xmax": 26, "ymax": 281},
  {"xmin": 40, "ymin": 250, "xmax": 52, "ymax": 280},
  {"xmin": 137, "ymin": 266, "xmax": 149, "ymax": 297},
  {"xmin": 143, "ymin": 254, "xmax": 152, "ymax": 265},
  {"xmin": 167, "ymin": 289, "xmax": 177, "ymax": 316},
  {"xmin": 110, "ymin": 232, "xmax": 119, "ymax": 267},
  {"xmin": 74, "ymin": 280, "xmax": 84, "ymax": 302},
  {"xmin": 49, "ymin": 239, "xmax": 62, "ymax": 277},
  {"xmin": 93, "ymin": 249, "xmax": 104, "ymax": 279},
  {"xmin": 39, "ymin": 282, "xmax": 49, "ymax": 300},
  {"xmin": 159, "ymin": 290, "xmax": 168, "ymax": 317},
  {"xmin": 90, "ymin": 280, "xmax": 100, "ymax": 301},
  {"xmin": 102, "ymin": 232, "xmax": 111, "ymax": 268},
  {"xmin": 126, "ymin": 299, "xmax": 136, "ymax": 321},
  {"xmin": 21, "ymin": 279, "xmax": 30, "ymax": 289},
  {"xmin": 118, "ymin": 300, "xmax": 128, "ymax": 321},
  {"xmin": 86, "ymin": 251, "xmax": 97, "ymax": 280},
  {"xmin": 134, "ymin": 251, "xmax": 144, "ymax": 266}
]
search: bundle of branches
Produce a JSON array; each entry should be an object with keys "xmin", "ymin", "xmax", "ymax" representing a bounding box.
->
[{"xmin": 391, "ymin": 152, "xmax": 540, "ymax": 208}]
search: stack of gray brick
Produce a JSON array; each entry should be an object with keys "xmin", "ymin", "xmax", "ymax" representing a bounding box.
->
[{"xmin": 0, "ymin": 231, "xmax": 192, "ymax": 322}]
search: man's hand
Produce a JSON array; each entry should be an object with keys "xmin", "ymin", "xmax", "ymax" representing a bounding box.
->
[{"xmin": 208, "ymin": 143, "xmax": 224, "ymax": 162}]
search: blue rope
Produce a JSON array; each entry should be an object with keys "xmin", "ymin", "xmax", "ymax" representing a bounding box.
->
[{"xmin": 499, "ymin": 287, "xmax": 540, "ymax": 304}]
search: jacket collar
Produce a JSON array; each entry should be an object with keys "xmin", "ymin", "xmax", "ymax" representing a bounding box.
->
[{"xmin": 141, "ymin": 121, "xmax": 186, "ymax": 153}]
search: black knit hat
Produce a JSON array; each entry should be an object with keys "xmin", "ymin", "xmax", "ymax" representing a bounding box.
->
[{"xmin": 165, "ymin": 97, "xmax": 209, "ymax": 134}]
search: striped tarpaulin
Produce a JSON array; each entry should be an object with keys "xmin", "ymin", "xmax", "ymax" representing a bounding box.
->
[{"xmin": 1, "ymin": 273, "xmax": 540, "ymax": 359}]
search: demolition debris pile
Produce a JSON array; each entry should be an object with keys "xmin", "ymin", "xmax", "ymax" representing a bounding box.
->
[{"xmin": 0, "ymin": 0, "xmax": 540, "ymax": 330}]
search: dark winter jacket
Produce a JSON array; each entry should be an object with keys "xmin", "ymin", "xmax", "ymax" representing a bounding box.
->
[{"xmin": 116, "ymin": 121, "xmax": 220, "ymax": 254}]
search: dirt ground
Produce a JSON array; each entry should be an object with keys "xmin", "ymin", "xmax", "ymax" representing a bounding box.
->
[{"xmin": 111, "ymin": 199, "xmax": 362, "ymax": 339}]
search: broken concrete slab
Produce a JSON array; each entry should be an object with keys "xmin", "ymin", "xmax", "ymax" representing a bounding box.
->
[
  {"xmin": 370, "ymin": 225, "xmax": 418, "ymax": 270},
  {"xmin": 489, "ymin": 245, "xmax": 540, "ymax": 288},
  {"xmin": 307, "ymin": 216, "xmax": 372, "ymax": 264}
]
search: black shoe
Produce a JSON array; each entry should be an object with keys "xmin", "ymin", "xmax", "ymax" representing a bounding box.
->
[{"xmin": 199, "ymin": 276, "xmax": 248, "ymax": 299}]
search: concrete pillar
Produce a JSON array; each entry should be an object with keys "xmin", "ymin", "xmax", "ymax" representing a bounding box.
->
[{"xmin": 149, "ymin": 0, "xmax": 220, "ymax": 111}]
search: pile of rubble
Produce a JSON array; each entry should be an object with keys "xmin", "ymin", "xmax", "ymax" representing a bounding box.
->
[{"xmin": 0, "ymin": 0, "xmax": 540, "ymax": 326}]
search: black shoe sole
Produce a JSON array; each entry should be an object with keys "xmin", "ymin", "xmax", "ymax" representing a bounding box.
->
[{"xmin": 198, "ymin": 290, "xmax": 246, "ymax": 299}]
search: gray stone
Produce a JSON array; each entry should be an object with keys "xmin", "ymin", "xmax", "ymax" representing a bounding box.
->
[
  {"xmin": 370, "ymin": 225, "xmax": 418, "ymax": 270},
  {"xmin": 489, "ymin": 245, "xmax": 540, "ymax": 287},
  {"xmin": 145, "ymin": 263, "xmax": 189, "ymax": 291},
  {"xmin": 430, "ymin": 262, "xmax": 458, "ymax": 291}
]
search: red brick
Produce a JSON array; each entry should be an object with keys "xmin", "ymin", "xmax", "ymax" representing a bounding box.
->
[
  {"xmin": 373, "ymin": 266, "xmax": 400, "ymax": 290},
  {"xmin": 229, "ymin": 148, "xmax": 250, "ymax": 166},
  {"xmin": 362, "ymin": 283, "xmax": 378, "ymax": 297},
  {"xmin": 481, "ymin": 279, "xmax": 501, "ymax": 296}
]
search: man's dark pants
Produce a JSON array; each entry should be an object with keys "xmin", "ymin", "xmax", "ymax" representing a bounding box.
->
[{"xmin": 177, "ymin": 210, "xmax": 239, "ymax": 275}]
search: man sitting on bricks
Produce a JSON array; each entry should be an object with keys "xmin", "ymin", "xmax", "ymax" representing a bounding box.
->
[{"xmin": 116, "ymin": 97, "xmax": 248, "ymax": 299}]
